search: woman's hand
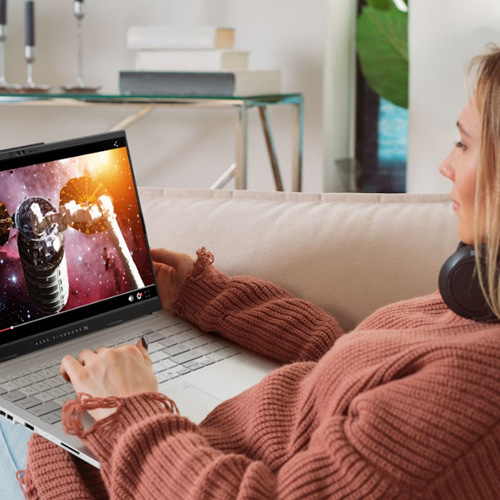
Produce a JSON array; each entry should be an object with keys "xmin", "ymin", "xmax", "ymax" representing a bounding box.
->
[
  {"xmin": 150, "ymin": 248, "xmax": 195, "ymax": 311},
  {"xmin": 60, "ymin": 339, "xmax": 157, "ymax": 421}
]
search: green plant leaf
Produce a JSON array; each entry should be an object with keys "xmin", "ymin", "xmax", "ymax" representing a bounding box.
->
[{"xmin": 356, "ymin": 4, "xmax": 408, "ymax": 108}]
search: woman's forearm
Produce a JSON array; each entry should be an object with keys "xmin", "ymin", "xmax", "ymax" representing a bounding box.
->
[{"xmin": 173, "ymin": 249, "xmax": 344, "ymax": 363}]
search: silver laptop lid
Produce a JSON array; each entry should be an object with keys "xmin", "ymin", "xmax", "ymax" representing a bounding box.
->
[{"xmin": 0, "ymin": 131, "xmax": 160, "ymax": 362}]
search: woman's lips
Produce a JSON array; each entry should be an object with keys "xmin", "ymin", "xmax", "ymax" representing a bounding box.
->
[{"xmin": 452, "ymin": 199, "xmax": 460, "ymax": 211}]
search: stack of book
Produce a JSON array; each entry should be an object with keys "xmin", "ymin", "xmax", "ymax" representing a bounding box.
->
[{"xmin": 119, "ymin": 26, "xmax": 282, "ymax": 97}]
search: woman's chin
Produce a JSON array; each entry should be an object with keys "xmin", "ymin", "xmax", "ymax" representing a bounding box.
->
[{"xmin": 457, "ymin": 229, "xmax": 473, "ymax": 245}]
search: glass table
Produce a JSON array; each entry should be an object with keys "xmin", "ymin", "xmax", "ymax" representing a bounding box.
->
[{"xmin": 0, "ymin": 92, "xmax": 304, "ymax": 191}]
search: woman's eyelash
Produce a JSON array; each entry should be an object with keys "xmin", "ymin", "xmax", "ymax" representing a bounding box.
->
[{"xmin": 454, "ymin": 140, "xmax": 467, "ymax": 150}]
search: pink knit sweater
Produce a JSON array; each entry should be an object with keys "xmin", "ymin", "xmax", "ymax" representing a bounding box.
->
[{"xmin": 20, "ymin": 249, "xmax": 500, "ymax": 499}]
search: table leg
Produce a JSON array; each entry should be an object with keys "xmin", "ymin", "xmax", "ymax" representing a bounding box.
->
[
  {"xmin": 108, "ymin": 105, "xmax": 155, "ymax": 132},
  {"xmin": 235, "ymin": 104, "xmax": 248, "ymax": 190},
  {"xmin": 210, "ymin": 163, "xmax": 237, "ymax": 190},
  {"xmin": 258, "ymin": 106, "xmax": 284, "ymax": 191},
  {"xmin": 292, "ymin": 100, "xmax": 304, "ymax": 192}
]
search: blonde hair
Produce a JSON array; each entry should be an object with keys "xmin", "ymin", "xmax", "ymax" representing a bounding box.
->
[{"xmin": 470, "ymin": 45, "xmax": 500, "ymax": 319}]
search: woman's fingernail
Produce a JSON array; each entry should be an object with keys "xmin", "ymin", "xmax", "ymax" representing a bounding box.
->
[{"xmin": 141, "ymin": 336, "xmax": 149, "ymax": 351}]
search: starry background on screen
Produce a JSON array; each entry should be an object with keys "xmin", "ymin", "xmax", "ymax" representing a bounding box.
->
[{"xmin": 0, "ymin": 147, "xmax": 155, "ymax": 332}]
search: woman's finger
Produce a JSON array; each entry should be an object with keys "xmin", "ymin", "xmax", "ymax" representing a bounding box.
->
[
  {"xmin": 77, "ymin": 348, "xmax": 96, "ymax": 366},
  {"xmin": 151, "ymin": 248, "xmax": 185, "ymax": 268},
  {"xmin": 153, "ymin": 261, "xmax": 171, "ymax": 279},
  {"xmin": 136, "ymin": 337, "xmax": 152, "ymax": 366},
  {"xmin": 60, "ymin": 355, "xmax": 83, "ymax": 383}
]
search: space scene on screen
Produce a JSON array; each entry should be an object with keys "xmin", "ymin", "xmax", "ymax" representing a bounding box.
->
[{"xmin": 0, "ymin": 147, "xmax": 155, "ymax": 331}]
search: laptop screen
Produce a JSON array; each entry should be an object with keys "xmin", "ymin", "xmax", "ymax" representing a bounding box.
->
[{"xmin": 0, "ymin": 132, "xmax": 159, "ymax": 357}]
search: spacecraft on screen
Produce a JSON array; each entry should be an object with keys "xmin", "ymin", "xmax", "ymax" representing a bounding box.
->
[{"xmin": 0, "ymin": 176, "xmax": 144, "ymax": 315}]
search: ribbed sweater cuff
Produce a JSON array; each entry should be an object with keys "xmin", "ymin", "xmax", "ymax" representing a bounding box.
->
[
  {"xmin": 23, "ymin": 433, "xmax": 107, "ymax": 500},
  {"xmin": 62, "ymin": 392, "xmax": 176, "ymax": 469},
  {"xmin": 172, "ymin": 247, "xmax": 229, "ymax": 327}
]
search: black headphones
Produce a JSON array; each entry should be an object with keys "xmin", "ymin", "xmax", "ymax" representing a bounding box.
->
[{"xmin": 439, "ymin": 241, "xmax": 499, "ymax": 322}]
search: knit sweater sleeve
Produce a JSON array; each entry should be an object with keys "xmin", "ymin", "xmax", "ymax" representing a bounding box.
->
[
  {"xmin": 171, "ymin": 248, "xmax": 344, "ymax": 363},
  {"xmin": 20, "ymin": 433, "xmax": 107, "ymax": 500},
  {"xmin": 27, "ymin": 388, "xmax": 410, "ymax": 500},
  {"xmin": 24, "ymin": 346, "xmax": 500, "ymax": 500}
]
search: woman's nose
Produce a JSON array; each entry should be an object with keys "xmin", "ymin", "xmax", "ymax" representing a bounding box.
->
[{"xmin": 439, "ymin": 152, "xmax": 455, "ymax": 181}]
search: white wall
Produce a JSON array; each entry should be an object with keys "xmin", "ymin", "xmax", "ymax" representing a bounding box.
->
[
  {"xmin": 407, "ymin": 0, "xmax": 500, "ymax": 193},
  {"xmin": 0, "ymin": 0, "xmax": 327, "ymax": 192}
]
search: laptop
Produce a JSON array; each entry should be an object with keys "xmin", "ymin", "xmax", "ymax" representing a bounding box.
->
[{"xmin": 0, "ymin": 131, "xmax": 280, "ymax": 468}]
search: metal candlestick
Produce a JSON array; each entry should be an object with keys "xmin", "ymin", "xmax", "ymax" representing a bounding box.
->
[
  {"xmin": 76, "ymin": 1, "xmax": 83, "ymax": 87},
  {"xmin": 61, "ymin": 0, "xmax": 100, "ymax": 93},
  {"xmin": 18, "ymin": 48, "xmax": 51, "ymax": 93},
  {"xmin": 25, "ymin": 45, "xmax": 35, "ymax": 87},
  {"xmin": 18, "ymin": 0, "xmax": 50, "ymax": 93},
  {"xmin": 0, "ymin": 0, "xmax": 17, "ymax": 92},
  {"xmin": 0, "ymin": 24, "xmax": 7, "ymax": 89}
]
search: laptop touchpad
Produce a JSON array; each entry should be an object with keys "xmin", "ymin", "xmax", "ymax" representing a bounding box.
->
[
  {"xmin": 187, "ymin": 355, "xmax": 279, "ymax": 401},
  {"xmin": 159, "ymin": 382, "xmax": 222, "ymax": 424}
]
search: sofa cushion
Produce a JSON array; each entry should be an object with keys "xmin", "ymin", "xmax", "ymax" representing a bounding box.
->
[{"xmin": 138, "ymin": 188, "xmax": 457, "ymax": 332}]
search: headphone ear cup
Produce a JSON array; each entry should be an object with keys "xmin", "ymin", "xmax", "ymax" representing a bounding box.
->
[{"xmin": 439, "ymin": 243, "xmax": 497, "ymax": 322}]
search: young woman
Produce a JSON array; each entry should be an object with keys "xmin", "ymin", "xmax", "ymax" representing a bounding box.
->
[{"xmin": 3, "ymin": 48, "xmax": 500, "ymax": 499}]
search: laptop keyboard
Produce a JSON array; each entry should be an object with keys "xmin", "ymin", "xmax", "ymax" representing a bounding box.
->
[{"xmin": 0, "ymin": 321, "xmax": 241, "ymax": 426}]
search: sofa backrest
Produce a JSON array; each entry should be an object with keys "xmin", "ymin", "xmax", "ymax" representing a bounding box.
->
[{"xmin": 139, "ymin": 188, "xmax": 457, "ymax": 333}]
